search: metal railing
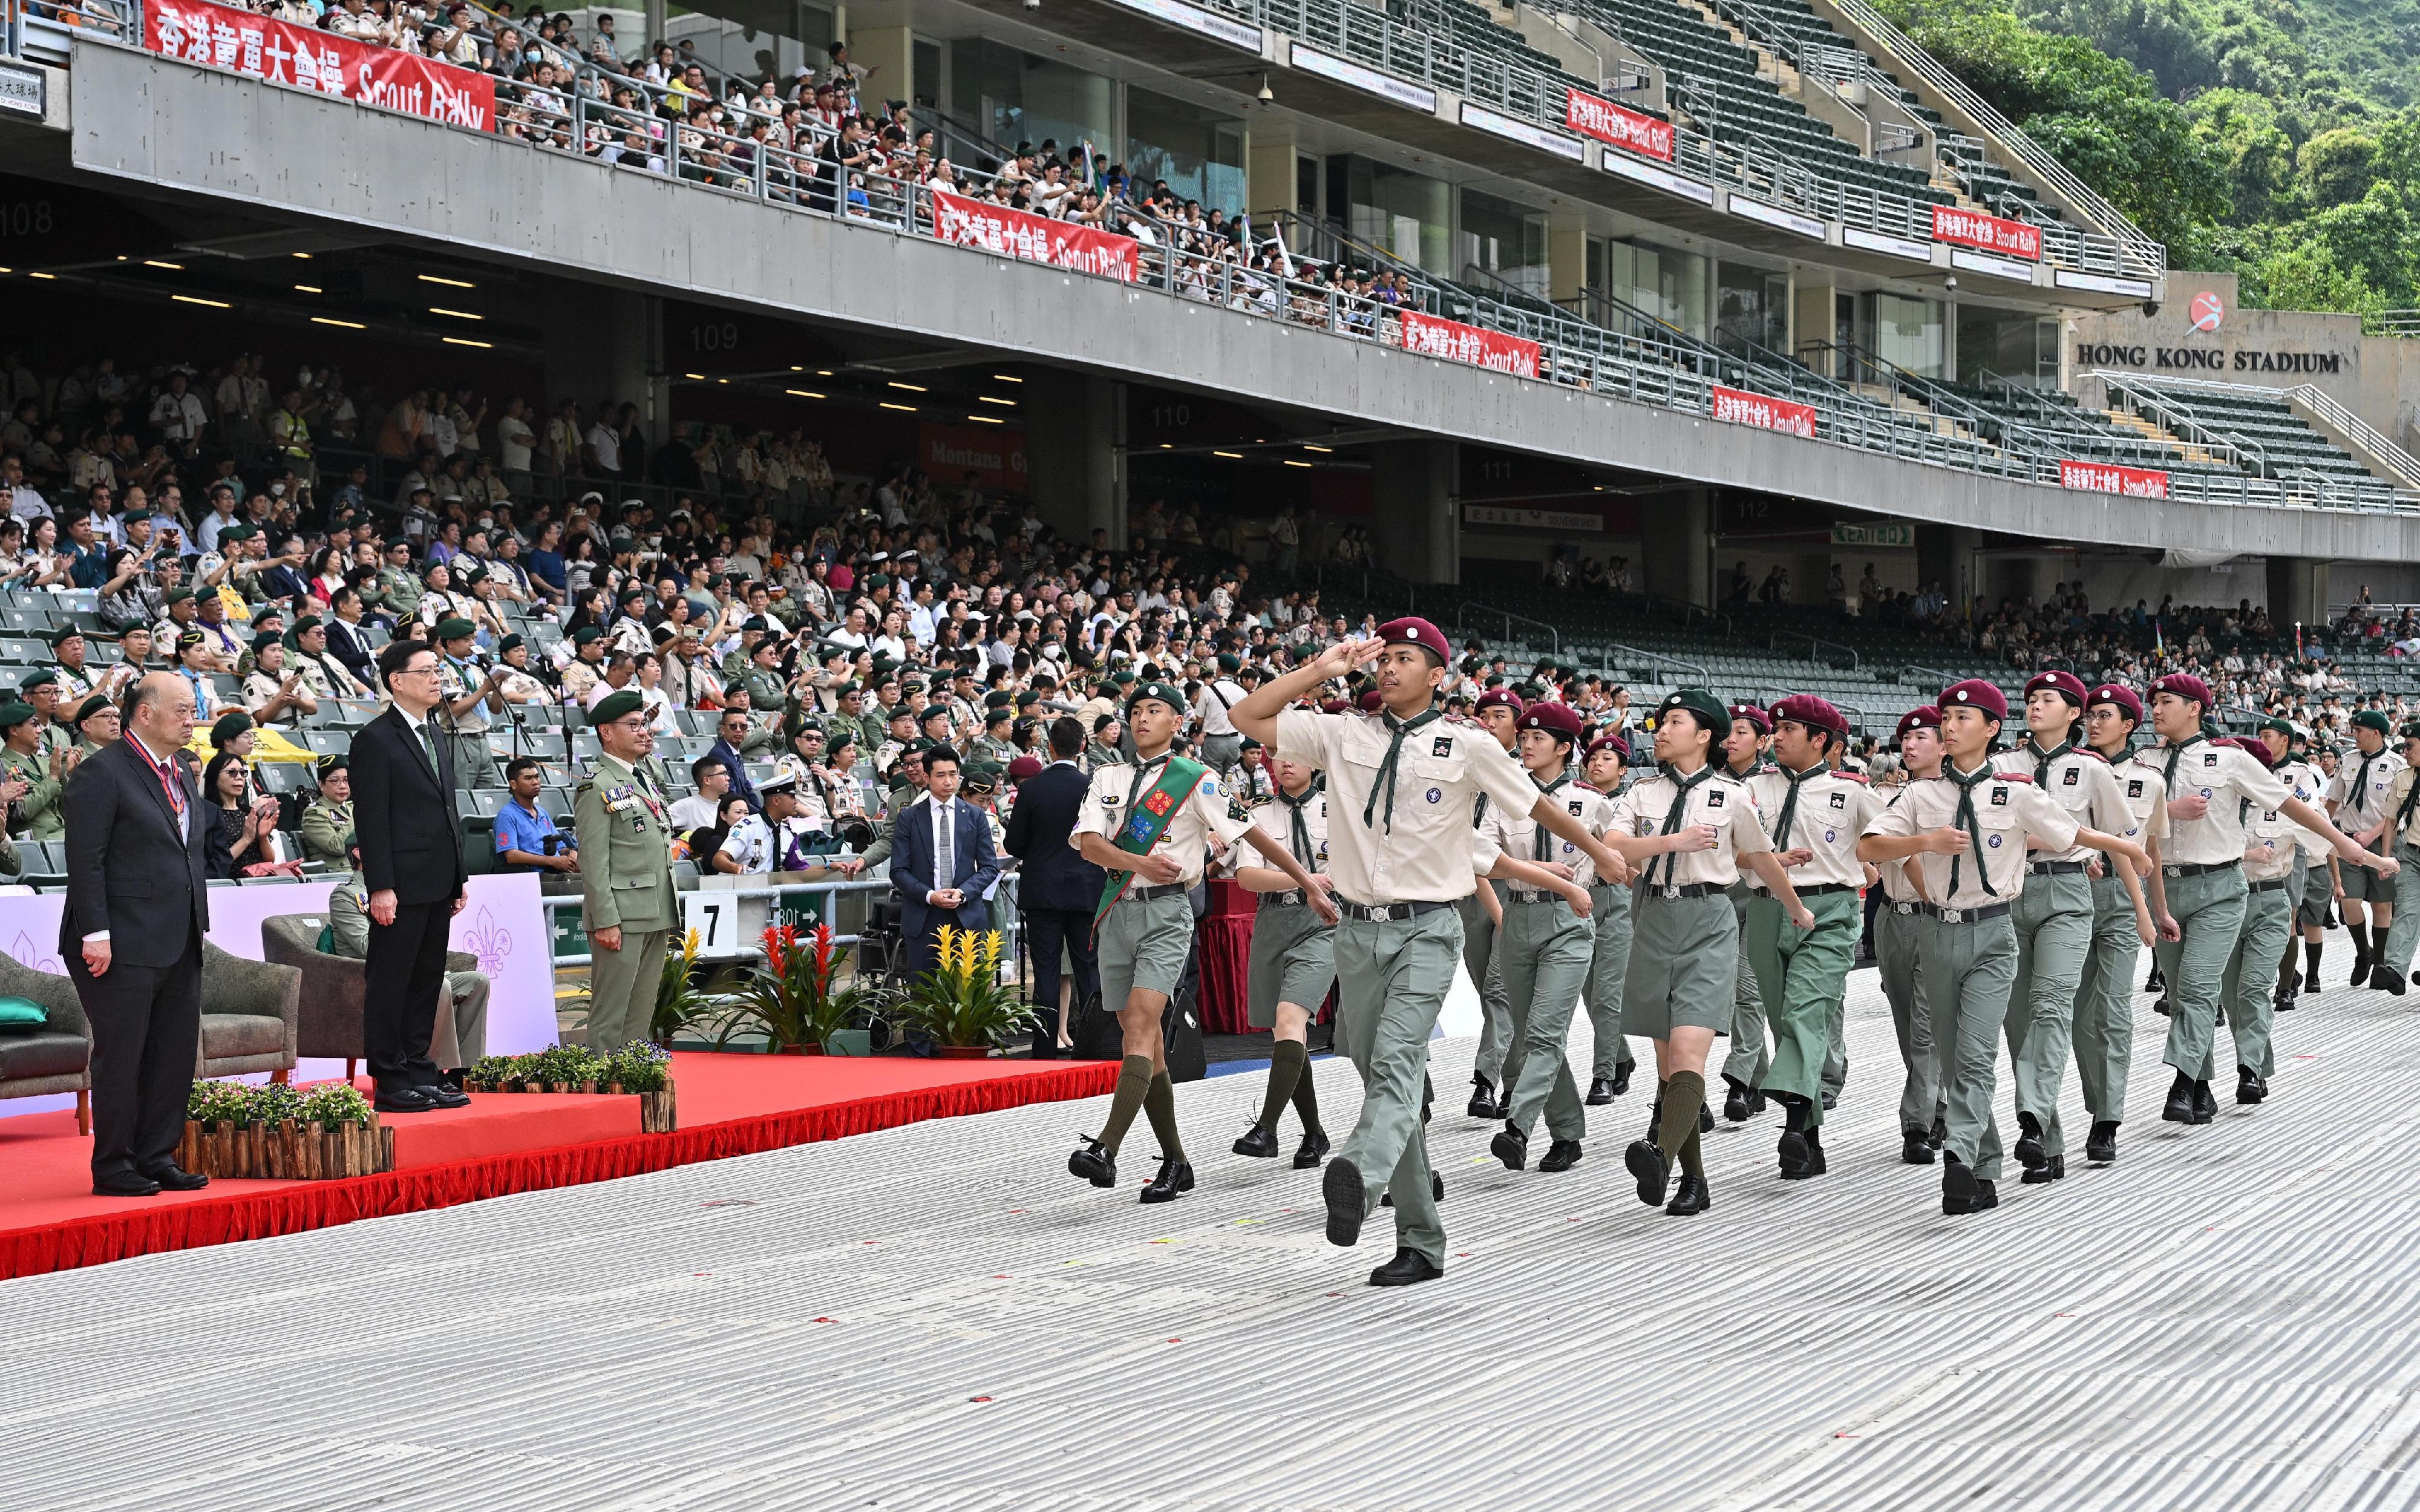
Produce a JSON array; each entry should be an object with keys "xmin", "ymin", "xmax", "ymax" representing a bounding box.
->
[
  {"xmin": 2091, "ymin": 370, "xmax": 2270, "ymax": 477},
  {"xmin": 2369, "ymin": 310, "xmax": 2420, "ymax": 338},
  {"xmin": 1768, "ymin": 627, "xmax": 1860, "ymax": 669},
  {"xmin": 1456, "ymin": 600, "xmax": 1562, "ymax": 654},
  {"xmin": 1597, "ymin": 640, "xmax": 1710, "ymax": 681},
  {"xmin": 2283, "ymin": 382, "xmax": 2420, "ymax": 490}
]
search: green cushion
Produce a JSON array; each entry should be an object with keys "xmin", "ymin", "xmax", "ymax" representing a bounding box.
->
[{"xmin": 0, "ymin": 996, "xmax": 47, "ymax": 1033}]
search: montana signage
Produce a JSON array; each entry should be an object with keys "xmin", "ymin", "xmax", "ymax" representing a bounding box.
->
[
  {"xmin": 2059, "ymin": 460, "xmax": 2170, "ymax": 499},
  {"xmin": 2074, "ymin": 342, "xmax": 2344, "ymax": 376}
]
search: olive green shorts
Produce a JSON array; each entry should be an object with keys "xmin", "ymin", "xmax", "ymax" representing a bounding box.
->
[
  {"xmin": 1623, "ymin": 888, "xmax": 1737, "ymax": 1039},
  {"xmin": 1248, "ymin": 898, "xmax": 1335, "ymax": 1027},
  {"xmin": 1099, "ymin": 889, "xmax": 1195, "ymax": 1006}
]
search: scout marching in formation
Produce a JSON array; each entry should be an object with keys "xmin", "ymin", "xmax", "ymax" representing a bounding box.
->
[{"xmin": 1056, "ymin": 617, "xmax": 2399, "ymax": 1289}]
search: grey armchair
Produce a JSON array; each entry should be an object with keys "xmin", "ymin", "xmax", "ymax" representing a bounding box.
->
[
  {"xmin": 260, "ymin": 914, "xmax": 476, "ymax": 1081},
  {"xmin": 198, "ymin": 942, "xmax": 299, "ymax": 1081},
  {"xmin": 0, "ymin": 951, "xmax": 92, "ymax": 1133}
]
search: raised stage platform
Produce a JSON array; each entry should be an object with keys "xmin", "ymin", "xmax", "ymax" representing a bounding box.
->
[{"xmin": 0, "ymin": 1051, "xmax": 1117, "ymax": 1280}]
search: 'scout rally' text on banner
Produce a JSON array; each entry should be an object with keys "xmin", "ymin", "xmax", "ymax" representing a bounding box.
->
[
  {"xmin": 929, "ymin": 188, "xmax": 1141, "ymax": 283},
  {"xmin": 1565, "ymin": 88, "xmax": 1675, "ymax": 163},
  {"xmin": 2058, "ymin": 459, "xmax": 2170, "ymax": 498},
  {"xmin": 1399, "ymin": 310, "xmax": 1542, "ymax": 379},
  {"xmin": 146, "ymin": 0, "xmax": 496, "ymax": 129},
  {"xmin": 1709, "ymin": 384, "xmax": 1817, "ymax": 438}
]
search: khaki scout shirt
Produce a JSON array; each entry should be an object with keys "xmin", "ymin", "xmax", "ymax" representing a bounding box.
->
[
  {"xmin": 2147, "ymin": 736, "xmax": 2292, "ymax": 868},
  {"xmin": 1744, "ymin": 763, "xmax": 1878, "ymax": 891},
  {"xmin": 2327, "ymin": 745, "xmax": 2404, "ymax": 837},
  {"xmin": 1274, "ymin": 706, "xmax": 1536, "ymax": 906},
  {"xmin": 1607, "ymin": 765, "xmax": 1771, "ymax": 891},
  {"xmin": 2276, "ymin": 758, "xmax": 2330, "ymax": 861},
  {"xmin": 1240, "ymin": 788, "xmax": 1329, "ymax": 872},
  {"xmin": 1862, "ymin": 762, "xmax": 2078, "ymax": 911},
  {"xmin": 1992, "ymin": 741, "xmax": 2133, "ymax": 866},
  {"xmin": 1482, "ymin": 771, "xmax": 1618, "ymax": 889},
  {"xmin": 2242, "ymin": 787, "xmax": 2298, "ymax": 882},
  {"xmin": 1073, "ymin": 751, "xmax": 1253, "ymax": 890}
]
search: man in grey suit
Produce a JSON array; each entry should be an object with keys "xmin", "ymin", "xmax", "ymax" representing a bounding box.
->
[{"xmin": 59, "ymin": 673, "xmax": 212, "ymax": 1196}]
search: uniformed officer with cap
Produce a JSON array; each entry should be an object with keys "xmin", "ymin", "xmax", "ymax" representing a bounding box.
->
[
  {"xmin": 300, "ymin": 754, "xmax": 355, "ymax": 865},
  {"xmin": 1876, "ymin": 705, "xmax": 1946, "ymax": 1163},
  {"xmin": 1462, "ymin": 684, "xmax": 1523, "ymax": 1120},
  {"xmin": 1613, "ymin": 688, "xmax": 1810, "ymax": 1218},
  {"xmin": 2142, "ymin": 673, "xmax": 2385, "ymax": 1127},
  {"xmin": 575, "ymin": 689, "xmax": 677, "ymax": 1055},
  {"xmin": 1482, "ymin": 700, "xmax": 1625, "ymax": 1176},
  {"xmin": 1990, "ymin": 671, "xmax": 2154, "ymax": 1186},
  {"xmin": 433, "ymin": 617, "xmax": 505, "ymax": 788},
  {"xmin": 1577, "ymin": 733, "xmax": 1640, "ymax": 1102},
  {"xmin": 1742, "ymin": 694, "xmax": 1877, "ymax": 1181},
  {"xmin": 1860, "ymin": 680, "xmax": 2148, "ymax": 1215},
  {"xmin": 1718, "ymin": 700, "xmax": 1777, "ymax": 1122},
  {"xmin": 2326, "ymin": 707, "xmax": 2402, "ymax": 986},
  {"xmin": 1068, "ymin": 679, "xmax": 1334, "ymax": 1205},
  {"xmin": 0, "ymin": 701, "xmax": 64, "ymax": 840},
  {"xmin": 2073, "ymin": 682, "xmax": 2170, "ymax": 1166},
  {"xmin": 1234, "ymin": 618, "xmax": 1628, "ymax": 1285}
]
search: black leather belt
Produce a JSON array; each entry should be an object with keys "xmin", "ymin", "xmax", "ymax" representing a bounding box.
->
[
  {"xmin": 1638, "ymin": 882, "xmax": 1722, "ymax": 900},
  {"xmin": 2251, "ymin": 877, "xmax": 2289, "ymax": 893},
  {"xmin": 1912, "ymin": 901, "xmax": 2012, "ymax": 923},
  {"xmin": 1790, "ymin": 882, "xmax": 1860, "ymax": 897},
  {"xmin": 1123, "ymin": 882, "xmax": 1191, "ymax": 902},
  {"xmin": 1338, "ymin": 898, "xmax": 1454, "ymax": 923},
  {"xmin": 2028, "ymin": 860, "xmax": 2090, "ymax": 875},
  {"xmin": 2162, "ymin": 860, "xmax": 2240, "ymax": 878},
  {"xmin": 1506, "ymin": 888, "xmax": 1563, "ymax": 905}
]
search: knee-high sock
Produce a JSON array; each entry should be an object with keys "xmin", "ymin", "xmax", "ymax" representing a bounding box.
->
[
  {"xmin": 1143, "ymin": 1070, "xmax": 1186, "ymax": 1161},
  {"xmin": 1257, "ymin": 1038, "xmax": 1307, "ymax": 1132},
  {"xmin": 2307, "ymin": 940, "xmax": 2324, "ymax": 980},
  {"xmin": 1098, "ymin": 1055, "xmax": 1153, "ymax": 1154},
  {"xmin": 1289, "ymin": 1048, "xmax": 1324, "ymax": 1137},
  {"xmin": 2349, "ymin": 920, "xmax": 2371, "ymax": 961},
  {"xmin": 1679, "ymin": 1121, "xmax": 1705, "ymax": 1180},
  {"xmin": 1656, "ymin": 1071, "xmax": 1705, "ymax": 1163}
]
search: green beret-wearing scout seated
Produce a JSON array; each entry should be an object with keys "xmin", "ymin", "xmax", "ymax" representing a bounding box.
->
[{"xmin": 1065, "ymin": 675, "xmax": 1335, "ymax": 1209}]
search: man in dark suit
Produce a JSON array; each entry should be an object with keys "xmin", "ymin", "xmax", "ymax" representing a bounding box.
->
[
  {"xmin": 59, "ymin": 673, "xmax": 212, "ymax": 1196},
  {"xmin": 351, "ymin": 640, "xmax": 472, "ymax": 1113},
  {"xmin": 891, "ymin": 745, "xmax": 1002, "ymax": 987},
  {"xmin": 1004, "ymin": 717, "xmax": 1105, "ymax": 1058},
  {"xmin": 324, "ymin": 586, "xmax": 378, "ymax": 686}
]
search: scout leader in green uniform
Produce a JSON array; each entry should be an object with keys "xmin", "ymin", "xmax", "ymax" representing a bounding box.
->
[
  {"xmin": 0, "ymin": 698, "xmax": 70, "ymax": 840},
  {"xmin": 1459, "ymin": 685, "xmax": 1523, "ymax": 1121},
  {"xmin": 1718, "ymin": 701, "xmax": 1777, "ymax": 1124},
  {"xmin": 575, "ymin": 689, "xmax": 678, "ymax": 1056},
  {"xmin": 2073, "ymin": 683, "xmax": 2170, "ymax": 1167},
  {"xmin": 1614, "ymin": 689, "xmax": 1811, "ymax": 1220},
  {"xmin": 1876, "ymin": 705, "xmax": 1947, "ymax": 1165},
  {"xmin": 1860, "ymin": 680, "xmax": 2150, "ymax": 1217},
  {"xmin": 1230, "ymin": 618, "xmax": 1621, "ymax": 1288},
  {"xmin": 2327, "ymin": 708, "xmax": 2402, "ymax": 989},
  {"xmin": 1988, "ymin": 672, "xmax": 2156, "ymax": 1188},
  {"xmin": 2363, "ymin": 724, "xmax": 2420, "ymax": 998},
  {"xmin": 1741, "ymin": 695, "xmax": 1879, "ymax": 1182},
  {"xmin": 2140, "ymin": 673, "xmax": 2387, "ymax": 1128},
  {"xmin": 1229, "ymin": 747, "xmax": 1339, "ymax": 1169},
  {"xmin": 1067, "ymin": 681, "xmax": 1336, "ymax": 1206},
  {"xmin": 2205, "ymin": 736, "xmax": 2299, "ymax": 1107},
  {"xmin": 299, "ymin": 754, "xmax": 356, "ymax": 866},
  {"xmin": 1482, "ymin": 701, "xmax": 1629, "ymax": 1176},
  {"xmin": 1578, "ymin": 733, "xmax": 1640, "ymax": 1103}
]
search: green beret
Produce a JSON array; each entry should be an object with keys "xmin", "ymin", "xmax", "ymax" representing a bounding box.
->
[
  {"xmin": 984, "ymin": 690, "xmax": 1014, "ymax": 710},
  {"xmin": 252, "ymin": 630, "xmax": 283, "ymax": 653},
  {"xmin": 591, "ymin": 689, "xmax": 646, "ymax": 725},
  {"xmin": 2353, "ymin": 709, "xmax": 2392, "ymax": 735},
  {"xmin": 18, "ymin": 670, "xmax": 57, "ymax": 692},
  {"xmin": 742, "ymin": 615, "xmax": 769, "ymax": 632},
  {"xmin": 1217, "ymin": 652, "xmax": 1240, "ymax": 673},
  {"xmin": 0, "ymin": 702, "xmax": 36, "ymax": 730},
  {"xmin": 1127, "ymin": 679, "xmax": 1185, "ymax": 714},
  {"xmin": 115, "ymin": 623, "xmax": 148, "ymax": 641},
  {"xmin": 317, "ymin": 753, "xmax": 349, "ymax": 778},
  {"xmin": 436, "ymin": 617, "xmax": 477, "ymax": 641},
  {"xmin": 1014, "ymin": 690, "xmax": 1041, "ymax": 708},
  {"xmin": 73, "ymin": 693, "xmax": 114, "ymax": 726},
  {"xmin": 1653, "ymin": 687, "xmax": 1729, "ymax": 736},
  {"xmin": 48, "ymin": 624, "xmax": 84, "ymax": 646},
  {"xmin": 1110, "ymin": 670, "xmax": 1136, "ymax": 687},
  {"xmin": 906, "ymin": 736, "xmax": 937, "ymax": 756},
  {"xmin": 618, "ymin": 585, "xmax": 647, "ymax": 604},
  {"xmin": 165, "ymin": 587, "xmax": 197, "ymax": 604},
  {"xmin": 898, "ymin": 679, "xmax": 926, "ymax": 695},
  {"xmin": 498, "ymin": 633, "xmax": 526, "ymax": 654},
  {"xmin": 986, "ymin": 705, "xmax": 1011, "ymax": 725},
  {"xmin": 2258, "ymin": 717, "xmax": 2296, "ymax": 739},
  {"xmin": 209, "ymin": 710, "xmax": 253, "ymax": 747},
  {"xmin": 454, "ymin": 563, "xmax": 488, "ymax": 586},
  {"xmin": 289, "ymin": 615, "xmax": 322, "ymax": 638},
  {"xmin": 218, "ymin": 524, "xmax": 255, "ymax": 543},
  {"xmin": 751, "ymin": 638, "xmax": 780, "ymax": 660},
  {"xmin": 571, "ymin": 625, "xmax": 604, "ymax": 644},
  {"xmin": 2402, "ymin": 721, "xmax": 2420, "ymax": 742},
  {"xmin": 886, "ymin": 705, "xmax": 915, "ymax": 724},
  {"xmin": 865, "ymin": 573, "xmax": 890, "ymax": 589},
  {"xmin": 834, "ymin": 681, "xmax": 862, "ymax": 696}
]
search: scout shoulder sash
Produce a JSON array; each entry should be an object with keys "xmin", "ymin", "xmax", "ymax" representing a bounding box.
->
[{"xmin": 1093, "ymin": 754, "xmax": 1208, "ymax": 931}]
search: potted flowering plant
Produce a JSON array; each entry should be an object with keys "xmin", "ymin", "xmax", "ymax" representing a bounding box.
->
[
  {"xmin": 651, "ymin": 926, "xmax": 721, "ymax": 1047},
  {"xmin": 719, "ymin": 923, "xmax": 867, "ymax": 1055},
  {"xmin": 894, "ymin": 926, "xmax": 1036, "ymax": 1058}
]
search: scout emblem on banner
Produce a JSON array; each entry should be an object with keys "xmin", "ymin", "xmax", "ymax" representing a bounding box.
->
[{"xmin": 1093, "ymin": 754, "xmax": 1209, "ymax": 935}]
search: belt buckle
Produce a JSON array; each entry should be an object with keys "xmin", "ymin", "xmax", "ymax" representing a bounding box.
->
[
  {"xmin": 1370, "ymin": 904, "xmax": 1395, "ymax": 922},
  {"xmin": 1893, "ymin": 902, "xmax": 1913, "ymax": 915},
  {"xmin": 1941, "ymin": 907, "xmax": 1963, "ymax": 923},
  {"xmin": 1661, "ymin": 885, "xmax": 1681, "ymax": 900},
  {"xmin": 2163, "ymin": 865, "xmax": 2182, "ymax": 877}
]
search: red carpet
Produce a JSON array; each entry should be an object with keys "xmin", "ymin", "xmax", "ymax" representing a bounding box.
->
[{"xmin": 0, "ymin": 1052, "xmax": 1117, "ymax": 1281}]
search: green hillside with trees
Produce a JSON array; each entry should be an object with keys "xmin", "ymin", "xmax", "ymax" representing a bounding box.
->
[{"xmin": 1873, "ymin": 0, "xmax": 2420, "ymax": 316}]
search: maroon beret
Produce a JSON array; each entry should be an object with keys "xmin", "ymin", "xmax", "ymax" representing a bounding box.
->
[
  {"xmin": 1356, "ymin": 689, "xmax": 1385, "ymax": 713},
  {"xmin": 1768, "ymin": 693, "xmax": 1848, "ymax": 740},
  {"xmin": 1006, "ymin": 755, "xmax": 1044, "ymax": 783},
  {"xmin": 1375, "ymin": 615, "xmax": 1449, "ymax": 664},
  {"xmin": 2024, "ymin": 670, "xmax": 2089, "ymax": 705},
  {"xmin": 2148, "ymin": 673, "xmax": 2213, "ymax": 711},
  {"xmin": 1586, "ymin": 732, "xmax": 1632, "ymax": 764},
  {"xmin": 1940, "ymin": 679, "xmax": 2008, "ymax": 720},
  {"xmin": 1516, "ymin": 701, "xmax": 1585, "ymax": 741},
  {"xmin": 1895, "ymin": 704, "xmax": 1941, "ymax": 741},
  {"xmin": 1728, "ymin": 702, "xmax": 1771, "ymax": 734},
  {"xmin": 2085, "ymin": 682, "xmax": 2142, "ymax": 724},
  {"xmin": 1473, "ymin": 687, "xmax": 1525, "ymax": 715},
  {"xmin": 2226, "ymin": 735, "xmax": 2276, "ymax": 769}
]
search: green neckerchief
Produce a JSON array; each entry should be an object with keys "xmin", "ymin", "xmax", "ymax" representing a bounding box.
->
[
  {"xmin": 2395, "ymin": 770, "xmax": 2420, "ymax": 837},
  {"xmin": 1278, "ymin": 782, "xmax": 1316, "ymax": 864},
  {"xmin": 1362, "ymin": 704, "xmax": 1443, "ymax": 833},
  {"xmin": 1944, "ymin": 758, "xmax": 1999, "ymax": 900},
  {"xmin": 1771, "ymin": 760, "xmax": 1824, "ymax": 849},
  {"xmin": 2160, "ymin": 731, "xmax": 2209, "ymax": 797},
  {"xmin": 1646, "ymin": 764, "xmax": 1712, "ymax": 888},
  {"xmin": 2024, "ymin": 735, "xmax": 2073, "ymax": 788},
  {"xmin": 2349, "ymin": 745, "xmax": 2383, "ymax": 817},
  {"xmin": 1531, "ymin": 770, "xmax": 1570, "ymax": 863}
]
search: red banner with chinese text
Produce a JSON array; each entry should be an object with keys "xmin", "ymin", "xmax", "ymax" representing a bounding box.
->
[
  {"xmin": 1930, "ymin": 205, "xmax": 2043, "ymax": 261},
  {"xmin": 1710, "ymin": 385, "xmax": 1818, "ymax": 438},
  {"xmin": 1399, "ymin": 310, "xmax": 1542, "ymax": 379},
  {"xmin": 2058, "ymin": 460, "xmax": 2170, "ymax": 498},
  {"xmin": 929, "ymin": 188, "xmax": 1142, "ymax": 283},
  {"xmin": 1565, "ymin": 88, "xmax": 1675, "ymax": 163},
  {"xmin": 145, "ymin": 0, "xmax": 495, "ymax": 131}
]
